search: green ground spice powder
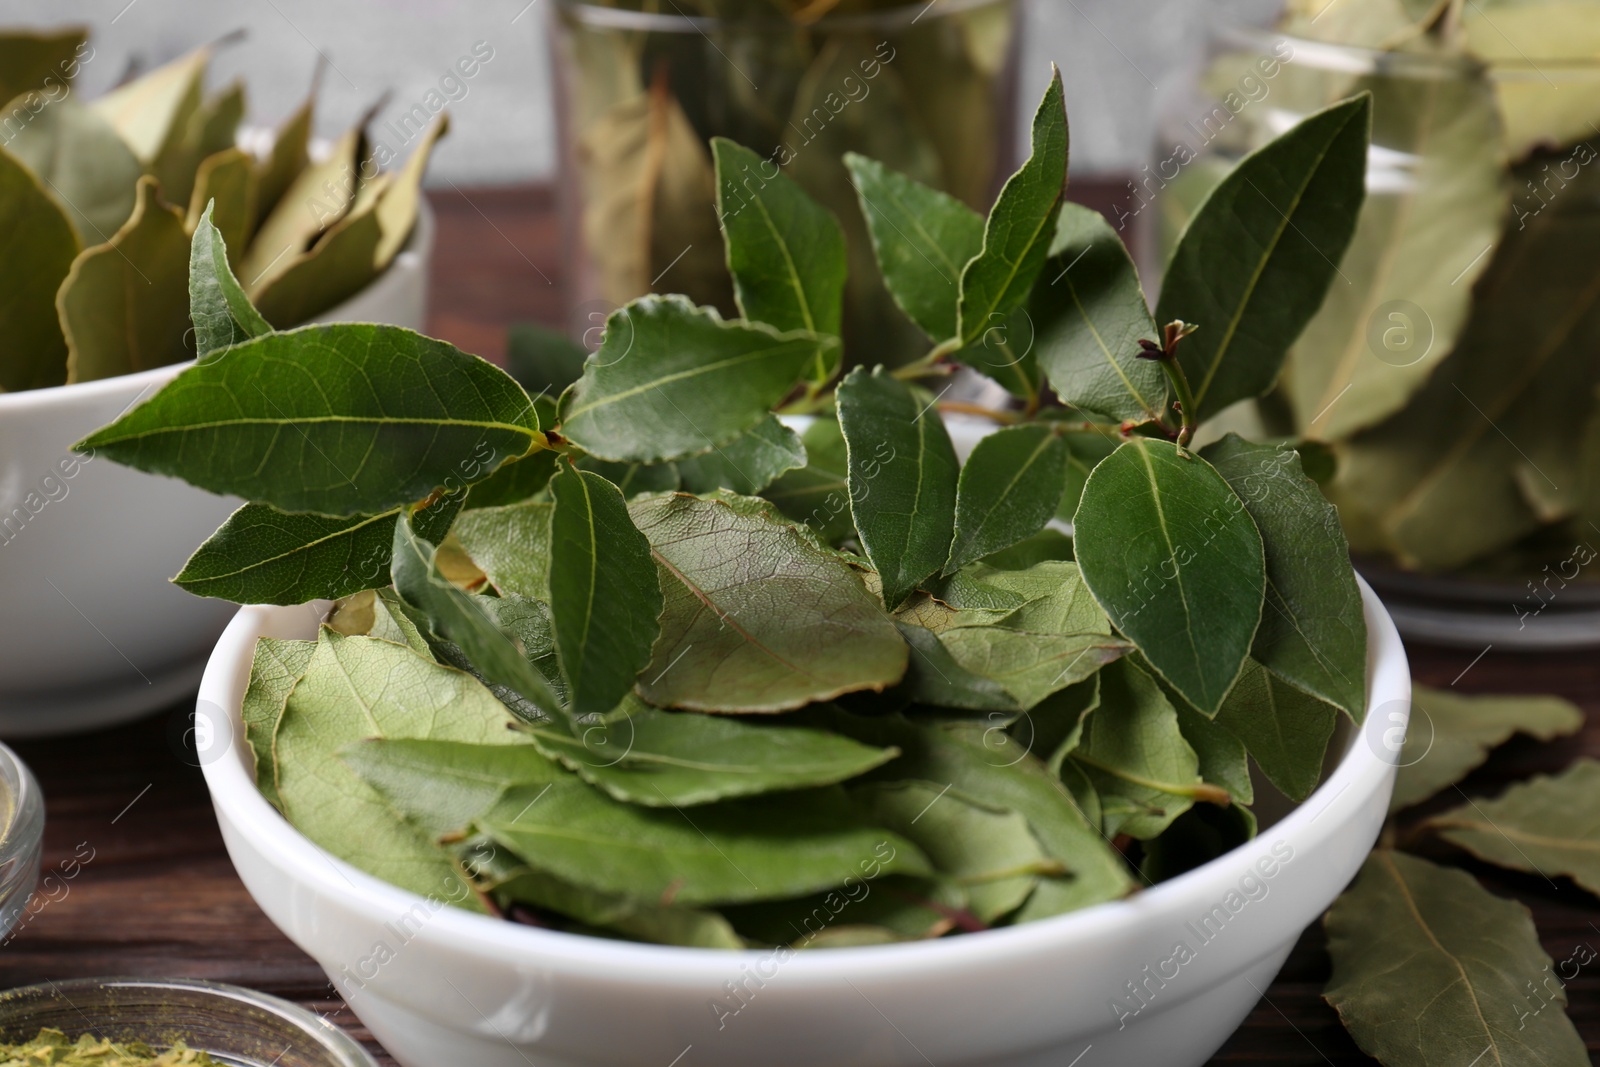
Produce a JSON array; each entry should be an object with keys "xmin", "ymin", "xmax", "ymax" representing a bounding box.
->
[{"xmin": 0, "ymin": 1029, "xmax": 218, "ymax": 1065}]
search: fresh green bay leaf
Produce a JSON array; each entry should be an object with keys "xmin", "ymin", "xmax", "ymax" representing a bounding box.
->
[
  {"xmin": 1073, "ymin": 439, "xmax": 1265, "ymax": 715},
  {"xmin": 505, "ymin": 323, "xmax": 589, "ymax": 400},
  {"xmin": 189, "ymin": 201, "xmax": 271, "ymax": 361},
  {"xmin": 341, "ymin": 738, "xmax": 560, "ymax": 838},
  {"xmin": 524, "ymin": 695, "xmax": 897, "ymax": 808},
  {"xmin": 1032, "ymin": 202, "xmax": 1165, "ymax": 423},
  {"xmin": 1391, "ymin": 687, "xmax": 1583, "ymax": 810},
  {"xmin": 714, "ymin": 137, "xmax": 845, "ymax": 382},
  {"xmin": 628, "ymin": 492, "xmax": 908, "ymax": 712},
  {"xmin": 945, "ymin": 423, "xmax": 1070, "ymax": 574},
  {"xmin": 957, "ymin": 66, "xmax": 1068, "ymax": 347},
  {"xmin": 836, "ymin": 367, "xmax": 959, "ymax": 608},
  {"xmin": 575, "ymin": 456, "xmax": 680, "ymax": 498},
  {"xmin": 175, "ymin": 491, "xmax": 461, "ymax": 605},
  {"xmin": 76, "ymin": 323, "xmax": 543, "ymax": 516},
  {"xmin": 723, "ymin": 875, "xmax": 968, "ymax": 947},
  {"xmin": 1202, "ymin": 434, "xmax": 1367, "ymax": 720},
  {"xmin": 548, "ymin": 466, "xmax": 662, "ymax": 716},
  {"xmin": 1159, "ymin": 95, "xmax": 1371, "ymax": 421},
  {"xmin": 1428, "ymin": 759, "xmax": 1600, "ymax": 897},
  {"xmin": 675, "ymin": 415, "xmax": 806, "ymax": 495},
  {"xmin": 476, "ymin": 782, "xmax": 930, "ymax": 907},
  {"xmin": 845, "ymin": 152, "xmax": 983, "ymax": 343},
  {"xmin": 453, "ymin": 501, "xmax": 554, "ymax": 602},
  {"xmin": 1173, "ymin": 698, "xmax": 1254, "ymax": 809},
  {"xmin": 1213, "ymin": 660, "xmax": 1337, "ymax": 803},
  {"xmin": 1324, "ymin": 850, "xmax": 1589, "ymax": 1067},
  {"xmin": 561, "ymin": 295, "xmax": 826, "ymax": 463}
]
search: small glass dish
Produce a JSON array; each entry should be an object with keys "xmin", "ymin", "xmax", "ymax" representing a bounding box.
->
[
  {"xmin": 0, "ymin": 741, "xmax": 44, "ymax": 943},
  {"xmin": 0, "ymin": 978, "xmax": 378, "ymax": 1067}
]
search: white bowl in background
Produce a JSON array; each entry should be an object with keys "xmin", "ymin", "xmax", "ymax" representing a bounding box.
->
[
  {"xmin": 0, "ymin": 203, "xmax": 435, "ymax": 737},
  {"xmin": 198, "ymin": 575, "xmax": 1408, "ymax": 1067}
]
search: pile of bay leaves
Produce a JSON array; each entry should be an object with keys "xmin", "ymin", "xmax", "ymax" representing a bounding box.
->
[
  {"xmin": 0, "ymin": 27, "xmax": 443, "ymax": 393},
  {"xmin": 556, "ymin": 0, "xmax": 1016, "ymax": 365},
  {"xmin": 1199, "ymin": 0, "xmax": 1600, "ymax": 575},
  {"xmin": 83, "ymin": 71, "xmax": 1381, "ymax": 951}
]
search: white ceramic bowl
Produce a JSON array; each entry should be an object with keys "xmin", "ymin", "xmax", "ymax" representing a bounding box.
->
[
  {"xmin": 0, "ymin": 204, "xmax": 434, "ymax": 736},
  {"xmin": 198, "ymin": 578, "xmax": 1409, "ymax": 1067}
]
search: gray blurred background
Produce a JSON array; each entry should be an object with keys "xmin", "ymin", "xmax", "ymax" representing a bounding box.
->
[{"xmin": 14, "ymin": 0, "xmax": 1281, "ymax": 184}]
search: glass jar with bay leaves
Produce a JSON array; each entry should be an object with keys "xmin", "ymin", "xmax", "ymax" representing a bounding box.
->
[
  {"xmin": 1151, "ymin": 7, "xmax": 1600, "ymax": 649},
  {"xmin": 548, "ymin": 0, "xmax": 1019, "ymax": 367}
]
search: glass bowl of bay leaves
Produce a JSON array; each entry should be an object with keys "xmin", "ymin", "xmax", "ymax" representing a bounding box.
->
[
  {"xmin": 0, "ymin": 26, "xmax": 443, "ymax": 733},
  {"xmin": 93, "ymin": 70, "xmax": 1411, "ymax": 1067},
  {"xmin": 1152, "ymin": 6, "xmax": 1600, "ymax": 650},
  {"xmin": 547, "ymin": 0, "xmax": 1020, "ymax": 369}
]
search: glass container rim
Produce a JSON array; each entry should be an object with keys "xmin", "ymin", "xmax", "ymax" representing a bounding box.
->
[
  {"xmin": 552, "ymin": 0, "xmax": 1013, "ymax": 34},
  {"xmin": 0, "ymin": 742, "xmax": 40, "ymax": 858},
  {"xmin": 1215, "ymin": 24, "xmax": 1600, "ymax": 81}
]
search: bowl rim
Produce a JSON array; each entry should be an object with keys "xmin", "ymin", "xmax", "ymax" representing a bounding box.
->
[
  {"xmin": 200, "ymin": 577, "xmax": 1410, "ymax": 982},
  {"xmin": 0, "ymin": 975, "xmax": 379, "ymax": 1066},
  {"xmin": 0, "ymin": 199, "xmax": 435, "ymax": 416}
]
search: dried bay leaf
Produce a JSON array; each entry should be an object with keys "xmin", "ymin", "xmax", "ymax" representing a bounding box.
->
[
  {"xmin": 251, "ymin": 178, "xmax": 386, "ymax": 329},
  {"xmin": 242, "ymin": 115, "xmax": 365, "ymax": 295},
  {"xmin": 1428, "ymin": 759, "xmax": 1600, "ymax": 895},
  {"xmin": 274, "ymin": 628, "xmax": 522, "ymax": 906},
  {"xmin": 1463, "ymin": 3, "xmax": 1600, "ymax": 157},
  {"xmin": 1391, "ymin": 686, "xmax": 1583, "ymax": 810},
  {"xmin": 91, "ymin": 42, "xmax": 208, "ymax": 166},
  {"xmin": 2, "ymin": 93, "xmax": 141, "ymax": 244},
  {"xmin": 241, "ymin": 636, "xmax": 314, "ymax": 810},
  {"xmin": 1324, "ymin": 850, "xmax": 1588, "ymax": 1067},
  {"xmin": 255, "ymin": 86, "xmax": 314, "ymax": 226},
  {"xmin": 628, "ymin": 492, "xmax": 908, "ymax": 713},
  {"xmin": 156, "ymin": 80, "xmax": 245, "ymax": 208},
  {"xmin": 0, "ymin": 143, "xmax": 78, "ymax": 391},
  {"xmin": 60, "ymin": 176, "xmax": 191, "ymax": 384},
  {"xmin": 374, "ymin": 113, "xmax": 447, "ymax": 270},
  {"xmin": 453, "ymin": 501, "xmax": 554, "ymax": 603},
  {"xmin": 0, "ymin": 29, "xmax": 87, "ymax": 106},
  {"xmin": 722, "ymin": 875, "xmax": 968, "ymax": 946},
  {"xmin": 186, "ymin": 148, "xmax": 257, "ymax": 270},
  {"xmin": 1284, "ymin": 55, "xmax": 1506, "ymax": 440}
]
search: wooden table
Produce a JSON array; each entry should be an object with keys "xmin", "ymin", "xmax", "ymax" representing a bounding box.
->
[{"xmin": 8, "ymin": 186, "xmax": 1596, "ymax": 1066}]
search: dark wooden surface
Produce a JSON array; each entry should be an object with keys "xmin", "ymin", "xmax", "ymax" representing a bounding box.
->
[{"xmin": 7, "ymin": 184, "xmax": 1596, "ymax": 1066}]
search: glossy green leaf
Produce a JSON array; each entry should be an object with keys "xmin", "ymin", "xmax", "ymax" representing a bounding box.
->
[
  {"xmin": 175, "ymin": 492, "xmax": 461, "ymax": 605},
  {"xmin": 575, "ymin": 456, "xmax": 680, "ymax": 498},
  {"xmin": 851, "ymin": 780, "xmax": 1052, "ymax": 923},
  {"xmin": 1069, "ymin": 660, "xmax": 1210, "ymax": 839},
  {"xmin": 1392, "ymin": 687, "xmax": 1583, "ymax": 811},
  {"xmin": 60, "ymin": 176, "xmax": 191, "ymax": 385},
  {"xmin": 714, "ymin": 137, "xmax": 845, "ymax": 382},
  {"xmin": 240, "ymin": 636, "xmax": 314, "ymax": 810},
  {"xmin": 1139, "ymin": 803, "xmax": 1257, "ymax": 883},
  {"xmin": 391, "ymin": 513, "xmax": 564, "ymax": 717},
  {"xmin": 561, "ymin": 295, "xmax": 826, "ymax": 463},
  {"xmin": 675, "ymin": 415, "xmax": 806, "ymax": 495},
  {"xmin": 1173, "ymin": 695, "xmax": 1255, "ymax": 808},
  {"xmin": 548, "ymin": 465, "xmax": 662, "ymax": 716},
  {"xmin": 1073, "ymin": 438, "xmax": 1265, "ymax": 715},
  {"xmin": 1214, "ymin": 659, "xmax": 1337, "ymax": 803},
  {"xmin": 274, "ymin": 628, "xmax": 521, "ymax": 906},
  {"xmin": 628, "ymin": 492, "xmax": 908, "ymax": 713},
  {"xmin": 957, "ymin": 66, "xmax": 1069, "ymax": 347},
  {"xmin": 825, "ymin": 711, "xmax": 1134, "ymax": 919},
  {"xmin": 466, "ymin": 450, "xmax": 559, "ymax": 510},
  {"xmin": 761, "ymin": 419, "xmax": 852, "ymax": 542},
  {"xmin": 2, "ymin": 94, "xmax": 140, "ymax": 244},
  {"xmin": 1031, "ymin": 202, "xmax": 1165, "ymax": 423},
  {"xmin": 1158, "ymin": 94, "xmax": 1371, "ymax": 421},
  {"xmin": 1324, "ymin": 850, "xmax": 1588, "ymax": 1067},
  {"xmin": 836, "ymin": 367, "xmax": 959, "ymax": 608},
  {"xmin": 477, "ymin": 783, "xmax": 930, "ymax": 907},
  {"xmin": 723, "ymin": 875, "xmax": 968, "ymax": 947},
  {"xmin": 1202, "ymin": 434, "xmax": 1367, "ymax": 720},
  {"xmin": 0, "ymin": 143, "xmax": 77, "ymax": 391},
  {"xmin": 189, "ymin": 201, "xmax": 270, "ymax": 361},
  {"xmin": 523, "ymin": 695, "xmax": 897, "ymax": 808},
  {"xmin": 950, "ymin": 307, "xmax": 1044, "ymax": 402},
  {"xmin": 945, "ymin": 423, "xmax": 1071, "ymax": 574},
  {"xmin": 1429, "ymin": 759, "xmax": 1600, "ymax": 897},
  {"xmin": 845, "ymin": 152, "xmax": 983, "ymax": 344},
  {"xmin": 1284, "ymin": 62, "xmax": 1505, "ymax": 439},
  {"xmin": 77, "ymin": 323, "xmax": 542, "ymax": 516}
]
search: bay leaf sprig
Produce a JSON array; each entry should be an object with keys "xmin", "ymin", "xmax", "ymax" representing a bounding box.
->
[{"xmin": 84, "ymin": 73, "xmax": 1376, "ymax": 952}]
